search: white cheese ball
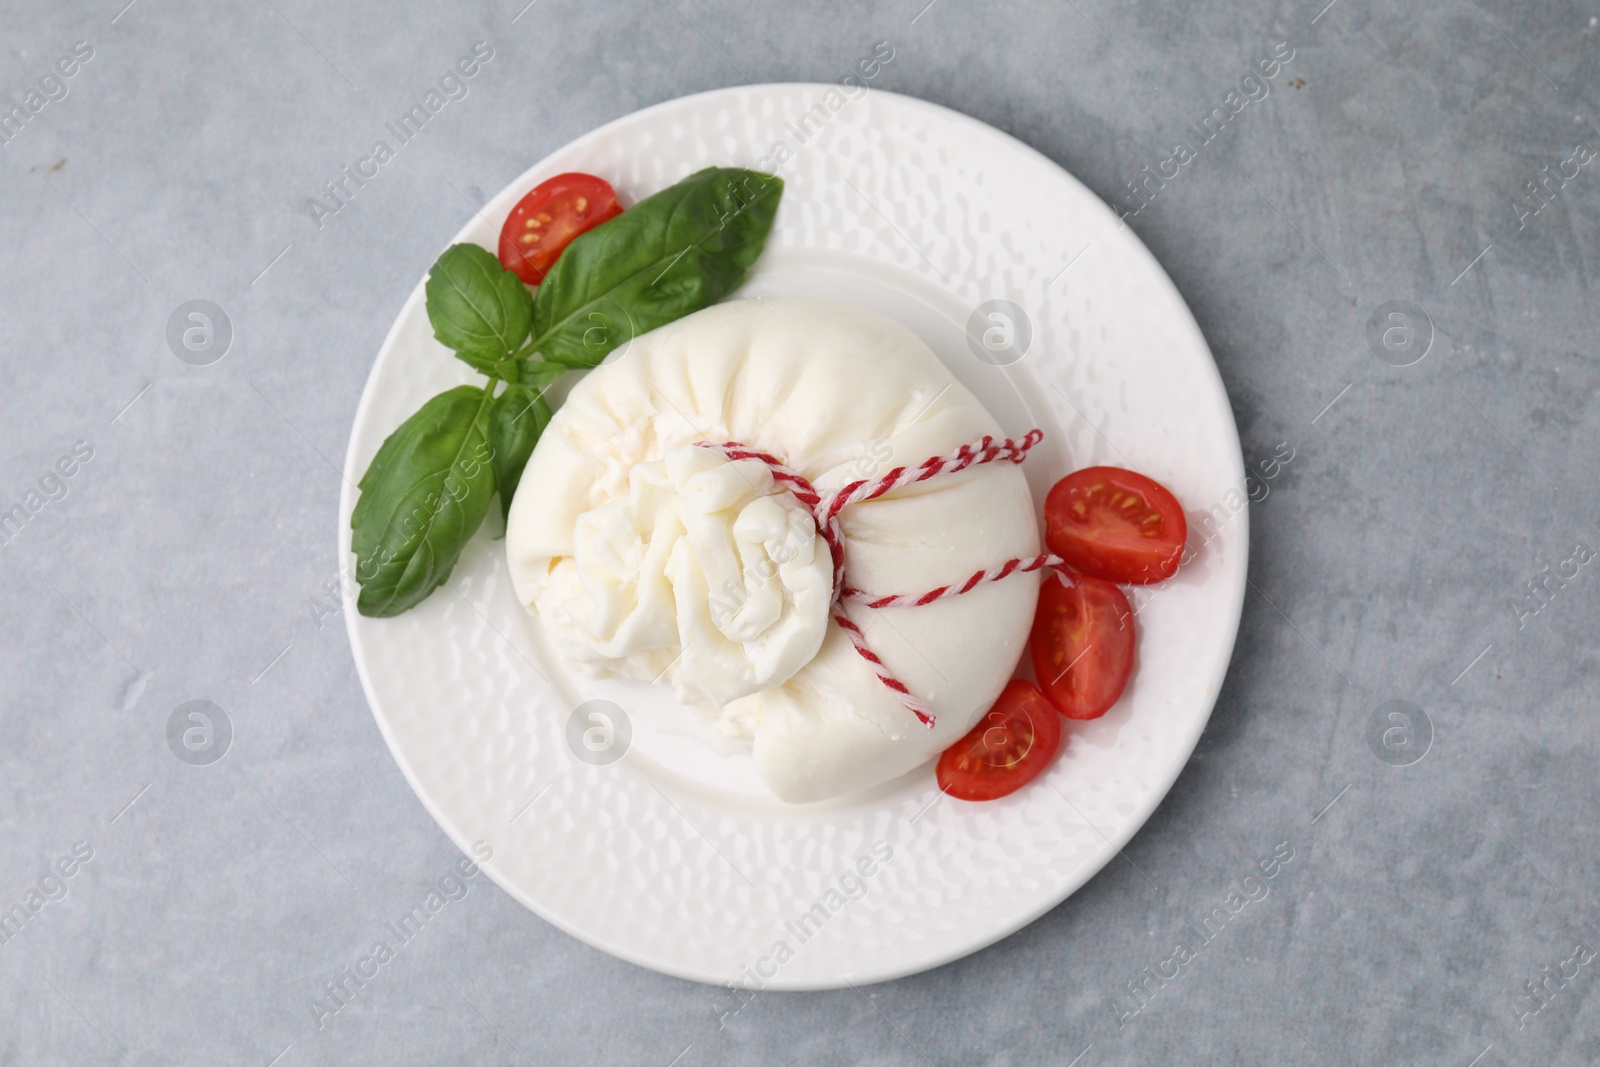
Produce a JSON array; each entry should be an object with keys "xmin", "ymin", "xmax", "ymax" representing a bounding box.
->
[{"xmin": 506, "ymin": 298, "xmax": 1040, "ymax": 803}]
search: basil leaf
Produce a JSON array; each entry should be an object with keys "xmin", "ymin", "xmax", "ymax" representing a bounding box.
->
[
  {"xmin": 530, "ymin": 167, "xmax": 782, "ymax": 367},
  {"xmin": 487, "ymin": 382, "xmax": 554, "ymax": 527},
  {"xmin": 352, "ymin": 385, "xmax": 497, "ymax": 617},
  {"xmin": 426, "ymin": 244, "xmax": 534, "ymax": 375},
  {"xmin": 518, "ymin": 359, "xmax": 569, "ymax": 392}
]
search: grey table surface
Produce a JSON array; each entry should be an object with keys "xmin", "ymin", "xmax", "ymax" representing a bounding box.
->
[{"xmin": 2, "ymin": 0, "xmax": 1597, "ymax": 1064}]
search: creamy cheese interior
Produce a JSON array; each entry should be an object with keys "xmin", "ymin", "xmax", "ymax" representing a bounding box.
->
[
  {"xmin": 505, "ymin": 298, "xmax": 1040, "ymax": 803},
  {"xmin": 546, "ymin": 442, "xmax": 833, "ymax": 708}
]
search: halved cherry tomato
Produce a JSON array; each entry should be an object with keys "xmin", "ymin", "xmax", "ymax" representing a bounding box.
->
[
  {"xmin": 1044, "ymin": 467, "xmax": 1186, "ymax": 584},
  {"xmin": 497, "ymin": 172, "xmax": 623, "ymax": 285},
  {"xmin": 1030, "ymin": 571, "xmax": 1134, "ymax": 720},
  {"xmin": 936, "ymin": 680, "xmax": 1063, "ymax": 801}
]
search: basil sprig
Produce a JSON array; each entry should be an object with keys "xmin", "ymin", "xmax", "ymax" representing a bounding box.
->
[{"xmin": 351, "ymin": 166, "xmax": 783, "ymax": 617}]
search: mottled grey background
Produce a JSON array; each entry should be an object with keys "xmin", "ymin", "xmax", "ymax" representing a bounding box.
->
[{"xmin": 2, "ymin": 0, "xmax": 1597, "ymax": 1064}]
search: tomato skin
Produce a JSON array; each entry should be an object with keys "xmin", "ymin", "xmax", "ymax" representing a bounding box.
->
[
  {"xmin": 1030, "ymin": 572, "xmax": 1135, "ymax": 721},
  {"xmin": 497, "ymin": 172, "xmax": 623, "ymax": 285},
  {"xmin": 936, "ymin": 680, "xmax": 1063, "ymax": 801},
  {"xmin": 1044, "ymin": 467, "xmax": 1187, "ymax": 584}
]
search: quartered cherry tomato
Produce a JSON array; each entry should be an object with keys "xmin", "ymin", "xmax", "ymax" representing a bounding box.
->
[
  {"xmin": 497, "ymin": 172, "xmax": 623, "ymax": 285},
  {"xmin": 936, "ymin": 680, "xmax": 1063, "ymax": 801},
  {"xmin": 1044, "ymin": 467, "xmax": 1186, "ymax": 584},
  {"xmin": 1030, "ymin": 571, "xmax": 1134, "ymax": 720}
]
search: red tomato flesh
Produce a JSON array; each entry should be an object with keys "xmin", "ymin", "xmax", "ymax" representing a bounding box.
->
[
  {"xmin": 1044, "ymin": 467, "xmax": 1187, "ymax": 584},
  {"xmin": 1030, "ymin": 571, "xmax": 1135, "ymax": 721},
  {"xmin": 497, "ymin": 172, "xmax": 623, "ymax": 285},
  {"xmin": 936, "ymin": 680, "xmax": 1063, "ymax": 801}
]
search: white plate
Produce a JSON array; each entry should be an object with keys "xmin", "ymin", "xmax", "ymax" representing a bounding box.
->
[{"xmin": 339, "ymin": 84, "xmax": 1247, "ymax": 990}]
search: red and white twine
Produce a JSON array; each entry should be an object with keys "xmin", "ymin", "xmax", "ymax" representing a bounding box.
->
[{"xmin": 696, "ymin": 429, "xmax": 1066, "ymax": 729}]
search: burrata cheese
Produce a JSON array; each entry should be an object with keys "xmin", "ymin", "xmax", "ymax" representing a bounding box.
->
[{"xmin": 505, "ymin": 298, "xmax": 1040, "ymax": 803}]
